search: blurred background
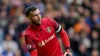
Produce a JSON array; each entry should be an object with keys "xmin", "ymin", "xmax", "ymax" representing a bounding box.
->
[{"xmin": 0, "ymin": 0, "xmax": 100, "ymax": 56}]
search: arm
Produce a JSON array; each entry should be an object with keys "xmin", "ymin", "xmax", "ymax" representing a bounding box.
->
[
  {"xmin": 59, "ymin": 28, "xmax": 70, "ymax": 52},
  {"xmin": 49, "ymin": 18, "xmax": 72, "ymax": 56},
  {"xmin": 59, "ymin": 29, "xmax": 72, "ymax": 56},
  {"xmin": 25, "ymin": 35, "xmax": 38, "ymax": 56},
  {"xmin": 55, "ymin": 24, "xmax": 72, "ymax": 55},
  {"xmin": 30, "ymin": 50, "xmax": 38, "ymax": 56}
]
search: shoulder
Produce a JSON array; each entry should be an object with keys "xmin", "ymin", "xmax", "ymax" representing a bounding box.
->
[
  {"xmin": 41, "ymin": 18, "xmax": 53, "ymax": 26},
  {"xmin": 42, "ymin": 18, "xmax": 54, "ymax": 24},
  {"xmin": 24, "ymin": 25, "xmax": 34, "ymax": 36},
  {"xmin": 42, "ymin": 18, "xmax": 50, "ymax": 22}
]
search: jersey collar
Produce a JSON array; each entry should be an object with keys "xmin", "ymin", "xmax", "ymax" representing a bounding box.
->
[{"xmin": 30, "ymin": 23, "xmax": 42, "ymax": 30}]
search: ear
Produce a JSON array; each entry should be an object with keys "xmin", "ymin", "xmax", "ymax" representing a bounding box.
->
[
  {"xmin": 27, "ymin": 11, "xmax": 32, "ymax": 19},
  {"xmin": 27, "ymin": 16, "xmax": 30, "ymax": 19},
  {"xmin": 27, "ymin": 15, "xmax": 31, "ymax": 19}
]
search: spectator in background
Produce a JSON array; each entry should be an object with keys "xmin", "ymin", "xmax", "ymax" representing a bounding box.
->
[
  {"xmin": 17, "ymin": 5, "xmax": 26, "ymax": 24},
  {"xmin": 0, "ymin": 45, "xmax": 3, "ymax": 56},
  {"xmin": 78, "ymin": 44, "xmax": 88, "ymax": 56},
  {"xmin": 2, "ymin": 34, "xmax": 20, "ymax": 56},
  {"xmin": 91, "ymin": 0, "xmax": 100, "ymax": 14},
  {"xmin": 74, "ymin": 17, "xmax": 90, "ymax": 33},
  {"xmin": 64, "ymin": 5, "xmax": 79, "ymax": 29},
  {"xmin": 91, "ymin": 13, "xmax": 100, "ymax": 32},
  {"xmin": 10, "ymin": 0, "xmax": 22, "ymax": 7},
  {"xmin": 79, "ymin": 30, "xmax": 91, "ymax": 49},
  {"xmin": 51, "ymin": 0, "xmax": 60, "ymax": 10},
  {"xmin": 0, "ymin": 10, "xmax": 9, "ymax": 28},
  {"xmin": 76, "ymin": 6, "xmax": 84, "ymax": 16},
  {"xmin": 4, "ymin": 22, "xmax": 17, "ymax": 40},
  {"xmin": 84, "ymin": 9, "xmax": 93, "ymax": 29},
  {"xmin": 19, "ymin": 30, "xmax": 30, "ymax": 56},
  {"xmin": 90, "ymin": 30, "xmax": 100, "ymax": 51},
  {"xmin": 91, "ymin": 13, "xmax": 100, "ymax": 25},
  {"xmin": 81, "ymin": 0, "xmax": 92, "ymax": 13},
  {"xmin": 33, "ymin": 0, "xmax": 45, "ymax": 15},
  {"xmin": 24, "ymin": 0, "xmax": 33, "ymax": 8},
  {"xmin": 14, "ymin": 49, "xmax": 21, "ymax": 56},
  {"xmin": 44, "ymin": 3, "xmax": 56, "ymax": 19},
  {"xmin": 68, "ymin": 27, "xmax": 80, "ymax": 56},
  {"xmin": 91, "ymin": 49, "xmax": 99, "ymax": 56}
]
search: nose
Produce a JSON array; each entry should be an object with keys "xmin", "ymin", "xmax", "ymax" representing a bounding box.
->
[{"xmin": 37, "ymin": 14, "xmax": 41, "ymax": 20}]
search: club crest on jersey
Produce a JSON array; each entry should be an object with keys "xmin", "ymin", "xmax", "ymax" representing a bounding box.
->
[{"xmin": 46, "ymin": 27, "xmax": 51, "ymax": 33}]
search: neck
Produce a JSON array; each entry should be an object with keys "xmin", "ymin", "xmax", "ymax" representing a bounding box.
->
[{"xmin": 30, "ymin": 23, "xmax": 41, "ymax": 29}]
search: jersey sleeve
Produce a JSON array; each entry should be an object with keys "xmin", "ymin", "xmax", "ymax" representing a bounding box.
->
[
  {"xmin": 25, "ymin": 35, "xmax": 36, "ymax": 52},
  {"xmin": 49, "ymin": 19, "xmax": 62, "ymax": 33}
]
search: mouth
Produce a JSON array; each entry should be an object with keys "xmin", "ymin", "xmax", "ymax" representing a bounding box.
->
[
  {"xmin": 38, "ymin": 20, "xmax": 41, "ymax": 22},
  {"xmin": 38, "ymin": 20, "xmax": 41, "ymax": 23}
]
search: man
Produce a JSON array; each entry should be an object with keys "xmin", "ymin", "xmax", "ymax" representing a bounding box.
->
[{"xmin": 24, "ymin": 6, "xmax": 72, "ymax": 56}]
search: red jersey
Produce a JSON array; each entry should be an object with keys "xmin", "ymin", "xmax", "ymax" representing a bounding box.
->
[{"xmin": 25, "ymin": 18, "xmax": 63, "ymax": 56}]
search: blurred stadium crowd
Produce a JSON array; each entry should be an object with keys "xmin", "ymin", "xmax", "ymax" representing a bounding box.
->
[{"xmin": 0, "ymin": 0, "xmax": 100, "ymax": 56}]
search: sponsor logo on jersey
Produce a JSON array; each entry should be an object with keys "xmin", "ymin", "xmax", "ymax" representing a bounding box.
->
[
  {"xmin": 46, "ymin": 27, "xmax": 52, "ymax": 33},
  {"xmin": 38, "ymin": 34, "xmax": 55, "ymax": 47},
  {"xmin": 27, "ymin": 44, "xmax": 32, "ymax": 49}
]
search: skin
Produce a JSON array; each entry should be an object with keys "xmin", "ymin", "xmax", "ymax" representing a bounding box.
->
[
  {"xmin": 28, "ymin": 9, "xmax": 42, "ymax": 26},
  {"xmin": 28, "ymin": 8, "xmax": 72, "ymax": 56}
]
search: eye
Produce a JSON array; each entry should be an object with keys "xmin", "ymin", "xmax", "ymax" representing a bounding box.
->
[{"xmin": 32, "ymin": 14, "xmax": 37, "ymax": 17}]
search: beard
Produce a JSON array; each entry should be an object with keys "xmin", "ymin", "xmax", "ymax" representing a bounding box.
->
[{"xmin": 31, "ymin": 20, "xmax": 41, "ymax": 26}]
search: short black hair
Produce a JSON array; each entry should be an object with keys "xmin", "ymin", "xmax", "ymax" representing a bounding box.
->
[{"xmin": 25, "ymin": 6, "xmax": 37, "ymax": 17}]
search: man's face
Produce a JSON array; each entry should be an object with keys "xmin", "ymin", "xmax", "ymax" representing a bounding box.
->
[{"xmin": 29, "ymin": 9, "xmax": 41, "ymax": 25}]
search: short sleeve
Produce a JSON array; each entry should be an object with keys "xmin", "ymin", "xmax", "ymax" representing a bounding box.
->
[
  {"xmin": 49, "ymin": 19, "xmax": 62, "ymax": 33},
  {"xmin": 25, "ymin": 35, "xmax": 36, "ymax": 52}
]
